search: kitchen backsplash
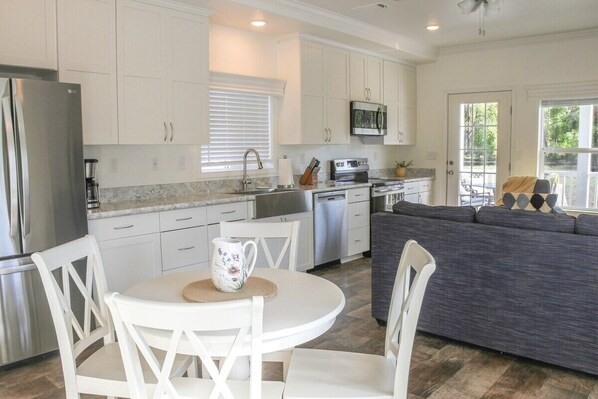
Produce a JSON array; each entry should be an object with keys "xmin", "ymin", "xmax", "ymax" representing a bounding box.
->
[{"xmin": 99, "ymin": 168, "xmax": 435, "ymax": 203}]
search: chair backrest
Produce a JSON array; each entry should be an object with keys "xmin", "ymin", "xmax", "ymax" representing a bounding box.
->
[
  {"xmin": 383, "ymin": 240, "xmax": 436, "ymax": 399},
  {"xmin": 220, "ymin": 220, "xmax": 300, "ymax": 271},
  {"xmin": 105, "ymin": 293, "xmax": 264, "ymax": 399},
  {"xmin": 31, "ymin": 235, "xmax": 112, "ymax": 397}
]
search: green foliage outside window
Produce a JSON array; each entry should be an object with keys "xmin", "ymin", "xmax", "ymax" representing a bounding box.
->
[{"xmin": 462, "ymin": 102, "xmax": 497, "ymax": 167}]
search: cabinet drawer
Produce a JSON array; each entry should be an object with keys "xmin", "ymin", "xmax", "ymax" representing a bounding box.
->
[
  {"xmin": 404, "ymin": 182, "xmax": 418, "ymax": 194},
  {"xmin": 161, "ymin": 226, "xmax": 208, "ymax": 271},
  {"xmin": 404, "ymin": 193, "xmax": 419, "ymax": 203},
  {"xmin": 162, "ymin": 261, "xmax": 209, "ymax": 275},
  {"xmin": 347, "ymin": 227, "xmax": 370, "ymax": 256},
  {"xmin": 347, "ymin": 202, "xmax": 370, "ymax": 229},
  {"xmin": 419, "ymin": 180, "xmax": 432, "ymax": 192},
  {"xmin": 207, "ymin": 202, "xmax": 247, "ymax": 224},
  {"xmin": 347, "ymin": 187, "xmax": 370, "ymax": 203},
  {"xmin": 160, "ymin": 207, "xmax": 207, "ymax": 231},
  {"xmin": 89, "ymin": 213, "xmax": 160, "ymax": 241}
]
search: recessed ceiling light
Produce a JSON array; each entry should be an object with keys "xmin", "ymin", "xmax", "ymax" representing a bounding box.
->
[
  {"xmin": 251, "ymin": 20, "xmax": 266, "ymax": 27},
  {"xmin": 427, "ymin": 24, "xmax": 440, "ymax": 31}
]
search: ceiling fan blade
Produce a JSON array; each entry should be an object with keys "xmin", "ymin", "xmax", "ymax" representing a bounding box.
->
[{"xmin": 457, "ymin": 0, "xmax": 483, "ymax": 15}]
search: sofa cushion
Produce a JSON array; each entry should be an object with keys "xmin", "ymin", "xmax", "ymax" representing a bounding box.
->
[
  {"xmin": 502, "ymin": 192, "xmax": 558, "ymax": 213},
  {"xmin": 575, "ymin": 214, "xmax": 598, "ymax": 236},
  {"xmin": 392, "ymin": 201, "xmax": 476, "ymax": 223},
  {"xmin": 476, "ymin": 206, "xmax": 575, "ymax": 233}
]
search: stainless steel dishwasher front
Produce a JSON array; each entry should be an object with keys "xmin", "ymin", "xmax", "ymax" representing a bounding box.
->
[{"xmin": 314, "ymin": 190, "xmax": 348, "ymax": 265}]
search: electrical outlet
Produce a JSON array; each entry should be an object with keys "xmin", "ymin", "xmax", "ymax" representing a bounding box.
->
[
  {"xmin": 109, "ymin": 158, "xmax": 118, "ymax": 173},
  {"xmin": 178, "ymin": 155, "xmax": 186, "ymax": 170},
  {"xmin": 151, "ymin": 157, "xmax": 159, "ymax": 171}
]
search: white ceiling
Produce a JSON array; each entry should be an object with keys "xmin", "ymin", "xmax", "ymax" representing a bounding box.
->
[{"xmin": 186, "ymin": 0, "xmax": 598, "ymax": 62}]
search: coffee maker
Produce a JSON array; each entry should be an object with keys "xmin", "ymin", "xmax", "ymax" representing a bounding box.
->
[{"xmin": 84, "ymin": 159, "xmax": 100, "ymax": 209}]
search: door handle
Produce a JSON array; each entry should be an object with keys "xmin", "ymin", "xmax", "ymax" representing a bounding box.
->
[
  {"xmin": 169, "ymin": 122, "xmax": 174, "ymax": 142},
  {"xmin": 163, "ymin": 122, "xmax": 168, "ymax": 142},
  {"xmin": 447, "ymin": 170, "xmax": 454, "ymax": 175},
  {"xmin": 2, "ymin": 97, "xmax": 20, "ymax": 248},
  {"xmin": 14, "ymin": 98, "xmax": 30, "ymax": 238}
]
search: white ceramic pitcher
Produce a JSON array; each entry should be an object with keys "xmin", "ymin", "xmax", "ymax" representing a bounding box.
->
[{"xmin": 211, "ymin": 238, "xmax": 258, "ymax": 292}]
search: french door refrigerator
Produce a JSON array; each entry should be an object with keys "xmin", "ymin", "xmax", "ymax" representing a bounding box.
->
[{"xmin": 0, "ymin": 78, "xmax": 87, "ymax": 366}]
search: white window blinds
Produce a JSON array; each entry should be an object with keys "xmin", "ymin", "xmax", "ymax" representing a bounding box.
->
[{"xmin": 201, "ymin": 89, "xmax": 272, "ymax": 172}]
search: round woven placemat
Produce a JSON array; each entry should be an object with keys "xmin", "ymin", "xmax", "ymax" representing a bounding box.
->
[{"xmin": 182, "ymin": 277, "xmax": 278, "ymax": 303}]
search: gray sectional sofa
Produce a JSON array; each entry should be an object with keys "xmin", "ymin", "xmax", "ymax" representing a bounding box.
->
[{"xmin": 371, "ymin": 202, "xmax": 598, "ymax": 375}]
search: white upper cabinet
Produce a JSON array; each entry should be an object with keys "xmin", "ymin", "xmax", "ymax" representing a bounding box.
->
[
  {"xmin": 0, "ymin": 0, "xmax": 57, "ymax": 70},
  {"xmin": 58, "ymin": 0, "xmax": 118, "ymax": 145},
  {"xmin": 383, "ymin": 60, "xmax": 417, "ymax": 145},
  {"xmin": 278, "ymin": 38, "xmax": 350, "ymax": 145},
  {"xmin": 350, "ymin": 52, "xmax": 383, "ymax": 103},
  {"xmin": 117, "ymin": 0, "xmax": 209, "ymax": 145}
]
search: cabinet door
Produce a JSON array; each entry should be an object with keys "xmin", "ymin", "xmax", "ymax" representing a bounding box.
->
[
  {"xmin": 302, "ymin": 95, "xmax": 326, "ymax": 144},
  {"xmin": 399, "ymin": 104, "xmax": 416, "ymax": 145},
  {"xmin": 399, "ymin": 64, "xmax": 416, "ymax": 108},
  {"xmin": 58, "ymin": 0, "xmax": 118, "ymax": 145},
  {"xmin": 349, "ymin": 53, "xmax": 367, "ymax": 101},
  {"xmin": 286, "ymin": 212, "xmax": 314, "ymax": 272},
  {"xmin": 366, "ymin": 56, "xmax": 383, "ymax": 103},
  {"xmin": 0, "ymin": 0, "xmax": 57, "ymax": 70},
  {"xmin": 167, "ymin": 10, "xmax": 209, "ymax": 145},
  {"xmin": 324, "ymin": 46, "xmax": 349, "ymax": 144},
  {"xmin": 97, "ymin": 233, "xmax": 162, "ymax": 293},
  {"xmin": 301, "ymin": 42, "xmax": 326, "ymax": 144},
  {"xmin": 383, "ymin": 61, "xmax": 399, "ymax": 103},
  {"xmin": 117, "ymin": 0, "xmax": 167, "ymax": 144},
  {"xmin": 161, "ymin": 226, "xmax": 208, "ymax": 271},
  {"xmin": 404, "ymin": 193, "xmax": 419, "ymax": 203},
  {"xmin": 384, "ymin": 101, "xmax": 401, "ymax": 145},
  {"xmin": 420, "ymin": 190, "xmax": 432, "ymax": 205}
]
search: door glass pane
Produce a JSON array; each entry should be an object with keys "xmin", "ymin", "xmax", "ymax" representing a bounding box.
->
[{"xmin": 458, "ymin": 102, "xmax": 498, "ymax": 207}]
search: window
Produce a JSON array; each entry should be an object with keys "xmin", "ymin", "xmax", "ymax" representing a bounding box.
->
[
  {"xmin": 201, "ymin": 89, "xmax": 273, "ymax": 172},
  {"xmin": 540, "ymin": 99, "xmax": 598, "ymax": 209}
]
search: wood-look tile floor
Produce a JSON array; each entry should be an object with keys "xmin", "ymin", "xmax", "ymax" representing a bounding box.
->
[{"xmin": 1, "ymin": 257, "xmax": 597, "ymax": 398}]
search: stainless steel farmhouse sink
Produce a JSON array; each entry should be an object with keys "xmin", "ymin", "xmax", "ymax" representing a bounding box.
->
[{"xmin": 229, "ymin": 188, "xmax": 313, "ymax": 218}]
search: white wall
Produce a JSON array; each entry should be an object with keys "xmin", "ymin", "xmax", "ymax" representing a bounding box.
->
[
  {"xmin": 86, "ymin": 24, "xmax": 399, "ymax": 188},
  {"xmin": 401, "ymin": 32, "xmax": 598, "ymax": 205}
]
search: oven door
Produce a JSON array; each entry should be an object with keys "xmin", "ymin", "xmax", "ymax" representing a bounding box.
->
[{"xmin": 371, "ymin": 191, "xmax": 405, "ymax": 213}]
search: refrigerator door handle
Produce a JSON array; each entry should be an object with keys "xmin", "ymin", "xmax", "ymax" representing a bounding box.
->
[
  {"xmin": 2, "ymin": 97, "xmax": 20, "ymax": 248},
  {"xmin": 14, "ymin": 98, "xmax": 31, "ymax": 239}
]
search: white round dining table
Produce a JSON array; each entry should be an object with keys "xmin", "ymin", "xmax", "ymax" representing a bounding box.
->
[{"xmin": 124, "ymin": 268, "xmax": 346, "ymax": 357}]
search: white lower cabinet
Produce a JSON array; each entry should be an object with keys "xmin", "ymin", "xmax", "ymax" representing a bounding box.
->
[
  {"xmin": 404, "ymin": 180, "xmax": 434, "ymax": 205},
  {"xmin": 161, "ymin": 226, "xmax": 208, "ymax": 272},
  {"xmin": 95, "ymin": 232, "xmax": 162, "ymax": 293},
  {"xmin": 346, "ymin": 188, "xmax": 371, "ymax": 257},
  {"xmin": 253, "ymin": 211, "xmax": 314, "ymax": 272}
]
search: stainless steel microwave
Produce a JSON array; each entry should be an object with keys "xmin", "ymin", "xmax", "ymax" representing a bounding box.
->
[{"xmin": 350, "ymin": 101, "xmax": 387, "ymax": 136}]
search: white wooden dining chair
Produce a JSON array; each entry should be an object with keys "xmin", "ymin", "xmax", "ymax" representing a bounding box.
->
[
  {"xmin": 283, "ymin": 240, "xmax": 436, "ymax": 399},
  {"xmin": 220, "ymin": 220, "xmax": 300, "ymax": 379},
  {"xmin": 31, "ymin": 235, "xmax": 192, "ymax": 398},
  {"xmin": 220, "ymin": 220, "xmax": 300, "ymax": 271},
  {"xmin": 105, "ymin": 293, "xmax": 285, "ymax": 399}
]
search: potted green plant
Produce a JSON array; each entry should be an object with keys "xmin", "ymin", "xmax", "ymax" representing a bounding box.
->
[{"xmin": 395, "ymin": 160, "xmax": 413, "ymax": 177}]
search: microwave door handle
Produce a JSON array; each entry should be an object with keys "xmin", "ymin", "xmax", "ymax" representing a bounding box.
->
[
  {"xmin": 376, "ymin": 106, "xmax": 382, "ymax": 133},
  {"xmin": 2, "ymin": 97, "xmax": 20, "ymax": 249},
  {"xmin": 14, "ymin": 98, "xmax": 30, "ymax": 239}
]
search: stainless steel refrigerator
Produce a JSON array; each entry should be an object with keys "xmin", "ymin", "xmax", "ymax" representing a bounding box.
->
[{"xmin": 0, "ymin": 78, "xmax": 87, "ymax": 366}]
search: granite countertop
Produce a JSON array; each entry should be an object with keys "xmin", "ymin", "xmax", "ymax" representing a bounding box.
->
[{"xmin": 87, "ymin": 181, "xmax": 374, "ymax": 220}]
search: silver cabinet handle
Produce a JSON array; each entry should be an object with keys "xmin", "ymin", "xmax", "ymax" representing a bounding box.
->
[
  {"xmin": 170, "ymin": 122, "xmax": 174, "ymax": 142},
  {"xmin": 163, "ymin": 122, "xmax": 168, "ymax": 142},
  {"xmin": 328, "ymin": 128, "xmax": 332, "ymax": 142},
  {"xmin": 178, "ymin": 246, "xmax": 195, "ymax": 251},
  {"xmin": 354, "ymin": 239, "xmax": 362, "ymax": 243},
  {"xmin": 364, "ymin": 87, "xmax": 368, "ymax": 100},
  {"xmin": 355, "ymin": 213, "xmax": 363, "ymax": 216},
  {"xmin": 176, "ymin": 217, "xmax": 192, "ymax": 221},
  {"xmin": 323, "ymin": 128, "xmax": 327, "ymax": 142},
  {"xmin": 221, "ymin": 210, "xmax": 236, "ymax": 215},
  {"xmin": 114, "ymin": 224, "xmax": 134, "ymax": 230},
  {"xmin": 14, "ymin": 98, "xmax": 30, "ymax": 238},
  {"xmin": 2, "ymin": 96, "xmax": 20, "ymax": 250},
  {"xmin": 355, "ymin": 193, "xmax": 363, "ymax": 197}
]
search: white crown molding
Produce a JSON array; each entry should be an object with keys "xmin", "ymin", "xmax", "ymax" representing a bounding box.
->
[
  {"xmin": 210, "ymin": 72, "xmax": 286, "ymax": 97},
  {"xmin": 226, "ymin": 0, "xmax": 437, "ymax": 62},
  {"xmin": 277, "ymin": 33, "xmax": 417, "ymax": 66},
  {"xmin": 526, "ymin": 81, "xmax": 598, "ymax": 102},
  {"xmin": 133, "ymin": 0, "xmax": 212, "ymax": 16},
  {"xmin": 439, "ymin": 28, "xmax": 598, "ymax": 56}
]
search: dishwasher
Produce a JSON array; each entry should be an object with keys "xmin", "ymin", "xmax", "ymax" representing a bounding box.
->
[{"xmin": 314, "ymin": 191, "xmax": 348, "ymax": 266}]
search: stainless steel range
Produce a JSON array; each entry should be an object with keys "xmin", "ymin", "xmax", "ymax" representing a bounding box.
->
[{"xmin": 330, "ymin": 158, "xmax": 405, "ymax": 213}]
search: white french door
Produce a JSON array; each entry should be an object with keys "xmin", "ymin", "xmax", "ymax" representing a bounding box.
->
[{"xmin": 447, "ymin": 91, "xmax": 512, "ymax": 206}]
